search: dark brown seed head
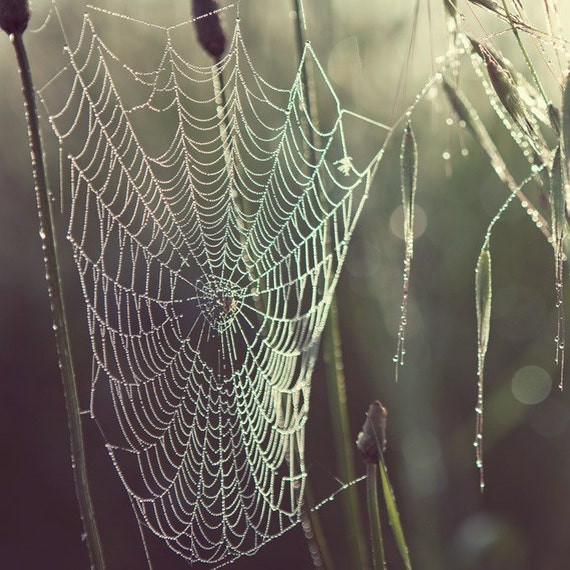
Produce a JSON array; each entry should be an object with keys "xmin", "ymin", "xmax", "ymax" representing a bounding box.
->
[
  {"xmin": 356, "ymin": 401, "xmax": 388, "ymax": 464},
  {"xmin": 0, "ymin": 0, "xmax": 30, "ymax": 35},
  {"xmin": 192, "ymin": 0, "xmax": 226, "ymax": 61}
]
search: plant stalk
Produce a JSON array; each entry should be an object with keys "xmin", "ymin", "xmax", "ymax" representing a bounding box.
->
[
  {"xmin": 366, "ymin": 463, "xmax": 386, "ymax": 570},
  {"xmin": 10, "ymin": 32, "xmax": 105, "ymax": 570},
  {"xmin": 292, "ymin": 2, "xmax": 369, "ymax": 568},
  {"xmin": 500, "ymin": 0, "xmax": 549, "ymax": 106},
  {"xmin": 323, "ymin": 301, "xmax": 370, "ymax": 568}
]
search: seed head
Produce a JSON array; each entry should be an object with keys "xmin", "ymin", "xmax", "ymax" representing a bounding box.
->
[
  {"xmin": 192, "ymin": 0, "xmax": 226, "ymax": 62},
  {"xmin": 0, "ymin": 0, "xmax": 30, "ymax": 35},
  {"xmin": 356, "ymin": 401, "xmax": 388, "ymax": 464}
]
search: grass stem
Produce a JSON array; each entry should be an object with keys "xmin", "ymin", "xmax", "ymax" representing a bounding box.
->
[
  {"xmin": 366, "ymin": 463, "xmax": 386, "ymax": 570},
  {"xmin": 322, "ymin": 300, "xmax": 370, "ymax": 569},
  {"xmin": 10, "ymin": 31, "xmax": 106, "ymax": 570},
  {"xmin": 499, "ymin": 0, "xmax": 549, "ymax": 106},
  {"xmin": 292, "ymin": 2, "xmax": 369, "ymax": 567}
]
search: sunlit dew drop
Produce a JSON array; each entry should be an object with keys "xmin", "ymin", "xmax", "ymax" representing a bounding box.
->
[
  {"xmin": 446, "ymin": 117, "xmax": 454, "ymax": 126},
  {"xmin": 442, "ymin": 151, "xmax": 451, "ymax": 160},
  {"xmin": 389, "ymin": 205, "xmax": 427, "ymax": 240},
  {"xmin": 511, "ymin": 365, "xmax": 552, "ymax": 405}
]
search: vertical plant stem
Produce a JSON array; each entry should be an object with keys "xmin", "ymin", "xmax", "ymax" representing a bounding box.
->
[
  {"xmin": 366, "ymin": 463, "xmax": 386, "ymax": 570},
  {"xmin": 11, "ymin": 32, "xmax": 106, "ymax": 570},
  {"xmin": 323, "ymin": 301, "xmax": 369, "ymax": 568},
  {"xmin": 292, "ymin": 2, "xmax": 369, "ymax": 568}
]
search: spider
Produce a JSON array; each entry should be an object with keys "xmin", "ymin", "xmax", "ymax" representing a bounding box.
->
[
  {"xmin": 217, "ymin": 295, "xmax": 237, "ymax": 316},
  {"xmin": 334, "ymin": 155, "xmax": 354, "ymax": 176}
]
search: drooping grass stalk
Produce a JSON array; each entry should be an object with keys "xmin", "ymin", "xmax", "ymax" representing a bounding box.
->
[
  {"xmin": 292, "ymin": 2, "xmax": 369, "ymax": 568},
  {"xmin": 2, "ymin": 5, "xmax": 105, "ymax": 568}
]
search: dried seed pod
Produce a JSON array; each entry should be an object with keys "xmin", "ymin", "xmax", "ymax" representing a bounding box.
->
[
  {"xmin": 0, "ymin": 0, "xmax": 30, "ymax": 35},
  {"xmin": 356, "ymin": 401, "xmax": 388, "ymax": 464},
  {"xmin": 192, "ymin": 0, "xmax": 226, "ymax": 61}
]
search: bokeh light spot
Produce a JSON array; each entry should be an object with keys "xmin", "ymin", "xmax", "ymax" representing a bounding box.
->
[
  {"xmin": 389, "ymin": 204, "xmax": 427, "ymax": 240},
  {"xmin": 511, "ymin": 365, "xmax": 551, "ymax": 405}
]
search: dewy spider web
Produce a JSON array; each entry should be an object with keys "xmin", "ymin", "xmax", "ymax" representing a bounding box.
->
[{"xmin": 39, "ymin": 4, "xmax": 388, "ymax": 567}]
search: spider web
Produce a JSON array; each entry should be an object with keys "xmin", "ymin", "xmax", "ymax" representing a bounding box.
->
[{"xmin": 39, "ymin": 4, "xmax": 387, "ymax": 567}]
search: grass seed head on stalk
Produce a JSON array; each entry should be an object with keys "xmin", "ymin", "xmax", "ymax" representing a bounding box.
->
[
  {"xmin": 356, "ymin": 401, "xmax": 388, "ymax": 464},
  {"xmin": 476, "ymin": 41, "xmax": 541, "ymax": 146},
  {"xmin": 0, "ymin": 0, "xmax": 30, "ymax": 35},
  {"xmin": 192, "ymin": 0, "xmax": 226, "ymax": 62}
]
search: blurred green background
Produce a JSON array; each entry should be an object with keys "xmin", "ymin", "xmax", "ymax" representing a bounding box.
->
[{"xmin": 1, "ymin": 1, "xmax": 570, "ymax": 569}]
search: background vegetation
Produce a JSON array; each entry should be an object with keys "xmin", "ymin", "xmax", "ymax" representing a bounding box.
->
[{"xmin": 1, "ymin": 1, "xmax": 570, "ymax": 568}]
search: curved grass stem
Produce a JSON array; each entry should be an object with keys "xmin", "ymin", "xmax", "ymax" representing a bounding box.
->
[{"xmin": 10, "ymin": 32, "xmax": 106, "ymax": 570}]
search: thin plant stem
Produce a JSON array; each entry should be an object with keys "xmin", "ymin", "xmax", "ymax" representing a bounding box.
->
[
  {"xmin": 500, "ymin": 0, "xmax": 549, "ymax": 106},
  {"xmin": 322, "ymin": 302, "xmax": 370, "ymax": 568},
  {"xmin": 366, "ymin": 463, "xmax": 386, "ymax": 570},
  {"xmin": 10, "ymin": 32, "xmax": 106, "ymax": 570},
  {"xmin": 292, "ymin": 2, "xmax": 369, "ymax": 568}
]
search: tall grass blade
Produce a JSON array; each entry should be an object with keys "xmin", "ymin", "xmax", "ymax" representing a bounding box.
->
[
  {"xmin": 324, "ymin": 301, "xmax": 369, "ymax": 568},
  {"xmin": 366, "ymin": 463, "xmax": 386, "ymax": 570},
  {"xmin": 378, "ymin": 456, "xmax": 412, "ymax": 570}
]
